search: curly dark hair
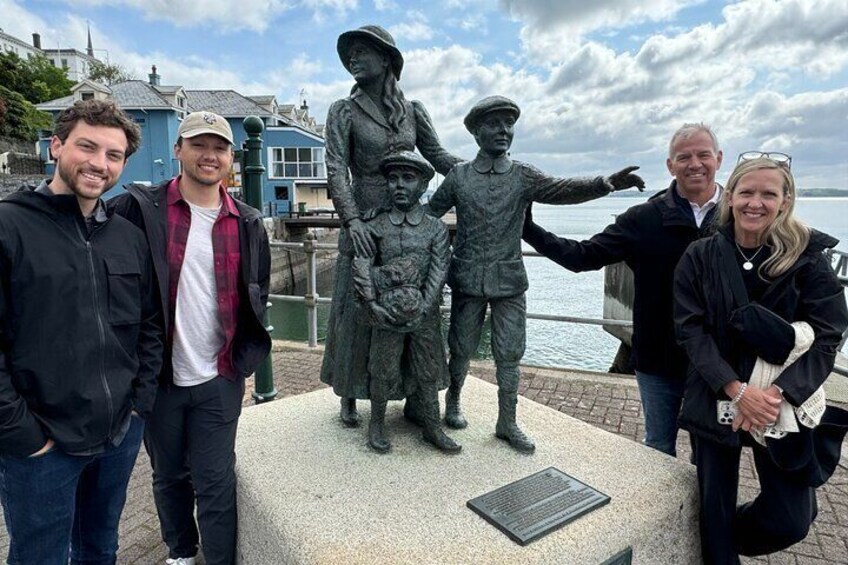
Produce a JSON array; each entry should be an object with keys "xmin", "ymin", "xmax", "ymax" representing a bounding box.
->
[{"xmin": 53, "ymin": 99, "xmax": 141, "ymax": 158}]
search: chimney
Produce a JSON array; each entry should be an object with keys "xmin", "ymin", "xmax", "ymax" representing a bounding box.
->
[
  {"xmin": 148, "ymin": 65, "xmax": 160, "ymax": 86},
  {"xmin": 32, "ymin": 33, "xmax": 41, "ymax": 49}
]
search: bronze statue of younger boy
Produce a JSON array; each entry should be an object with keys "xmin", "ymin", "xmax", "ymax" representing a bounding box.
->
[
  {"xmin": 352, "ymin": 151, "xmax": 460, "ymax": 454},
  {"xmin": 428, "ymin": 95, "xmax": 644, "ymax": 453}
]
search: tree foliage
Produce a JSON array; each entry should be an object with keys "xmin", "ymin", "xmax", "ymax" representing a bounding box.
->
[
  {"xmin": 87, "ymin": 60, "xmax": 136, "ymax": 85},
  {"xmin": 0, "ymin": 51, "xmax": 74, "ymax": 104},
  {"xmin": 0, "ymin": 85, "xmax": 52, "ymax": 141}
]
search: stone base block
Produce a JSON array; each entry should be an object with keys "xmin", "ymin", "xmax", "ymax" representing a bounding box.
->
[{"xmin": 236, "ymin": 377, "xmax": 699, "ymax": 564}]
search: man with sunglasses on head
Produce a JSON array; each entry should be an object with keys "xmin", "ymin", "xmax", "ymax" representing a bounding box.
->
[
  {"xmin": 523, "ymin": 122, "xmax": 724, "ymax": 458},
  {"xmin": 110, "ymin": 111, "xmax": 271, "ymax": 565}
]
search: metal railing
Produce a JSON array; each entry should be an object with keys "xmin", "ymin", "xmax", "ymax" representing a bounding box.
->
[
  {"xmin": 268, "ymin": 237, "xmax": 848, "ymax": 379},
  {"xmin": 268, "ymin": 238, "xmax": 634, "ymax": 349}
]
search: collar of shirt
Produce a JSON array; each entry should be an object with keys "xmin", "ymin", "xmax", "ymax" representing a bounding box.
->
[
  {"xmin": 388, "ymin": 206, "xmax": 424, "ymax": 226},
  {"xmin": 683, "ymin": 183, "xmax": 721, "ymax": 226},
  {"xmin": 166, "ymin": 176, "xmax": 241, "ymax": 218},
  {"xmin": 472, "ymin": 151, "xmax": 513, "ymax": 174},
  {"xmin": 35, "ymin": 179, "xmax": 108, "ymax": 223}
]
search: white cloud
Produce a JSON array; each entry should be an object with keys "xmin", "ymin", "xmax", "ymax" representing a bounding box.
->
[
  {"xmin": 388, "ymin": 10, "xmax": 433, "ymax": 42},
  {"xmin": 7, "ymin": 0, "xmax": 846, "ymax": 188},
  {"xmin": 0, "ymin": 0, "xmax": 47, "ymax": 38},
  {"xmin": 499, "ymin": 0, "xmax": 701, "ymax": 34},
  {"xmin": 55, "ymin": 0, "xmax": 358, "ymax": 32},
  {"xmin": 373, "ymin": 0, "xmax": 396, "ymax": 10}
]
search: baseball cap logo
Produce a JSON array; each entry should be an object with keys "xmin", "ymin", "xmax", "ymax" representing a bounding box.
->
[{"xmin": 203, "ymin": 113, "xmax": 217, "ymax": 124}]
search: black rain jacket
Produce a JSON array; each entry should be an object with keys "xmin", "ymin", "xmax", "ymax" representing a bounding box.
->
[
  {"xmin": 674, "ymin": 225, "xmax": 848, "ymax": 446},
  {"xmin": 0, "ymin": 187, "xmax": 163, "ymax": 457},
  {"xmin": 522, "ymin": 181, "xmax": 717, "ymax": 378},
  {"xmin": 108, "ymin": 181, "xmax": 271, "ymax": 383}
]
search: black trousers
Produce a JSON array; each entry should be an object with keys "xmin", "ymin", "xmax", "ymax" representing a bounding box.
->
[
  {"xmin": 694, "ymin": 435, "xmax": 817, "ymax": 565},
  {"xmin": 144, "ymin": 377, "xmax": 244, "ymax": 565}
]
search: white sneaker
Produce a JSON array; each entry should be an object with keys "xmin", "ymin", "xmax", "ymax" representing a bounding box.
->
[{"xmin": 165, "ymin": 558, "xmax": 196, "ymax": 565}]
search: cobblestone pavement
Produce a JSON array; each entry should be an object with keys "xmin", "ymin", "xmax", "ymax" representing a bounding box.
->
[{"xmin": 1, "ymin": 342, "xmax": 845, "ymax": 564}]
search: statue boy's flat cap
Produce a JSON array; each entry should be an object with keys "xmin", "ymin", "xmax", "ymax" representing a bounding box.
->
[
  {"xmin": 337, "ymin": 25, "xmax": 404, "ymax": 80},
  {"xmin": 463, "ymin": 95, "xmax": 521, "ymax": 133},
  {"xmin": 379, "ymin": 150, "xmax": 435, "ymax": 181}
]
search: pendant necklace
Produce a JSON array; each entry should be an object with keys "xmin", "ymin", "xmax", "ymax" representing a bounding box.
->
[{"xmin": 735, "ymin": 242, "xmax": 764, "ymax": 271}]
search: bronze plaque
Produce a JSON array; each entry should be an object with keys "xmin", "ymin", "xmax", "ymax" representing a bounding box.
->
[{"xmin": 467, "ymin": 467, "xmax": 610, "ymax": 546}]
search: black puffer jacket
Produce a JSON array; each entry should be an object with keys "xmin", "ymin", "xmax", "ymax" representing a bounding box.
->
[
  {"xmin": 674, "ymin": 225, "xmax": 848, "ymax": 445},
  {"xmin": 108, "ymin": 181, "xmax": 271, "ymax": 383},
  {"xmin": 0, "ymin": 187, "xmax": 163, "ymax": 457},
  {"xmin": 523, "ymin": 181, "xmax": 716, "ymax": 378}
]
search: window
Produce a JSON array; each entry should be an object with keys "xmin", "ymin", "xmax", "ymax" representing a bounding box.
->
[
  {"xmin": 81, "ymin": 92, "xmax": 94, "ymax": 101},
  {"xmin": 60, "ymin": 58, "xmax": 68, "ymax": 68},
  {"xmin": 269, "ymin": 147, "xmax": 325, "ymax": 179}
]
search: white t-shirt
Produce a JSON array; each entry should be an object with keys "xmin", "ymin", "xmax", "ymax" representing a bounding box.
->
[{"xmin": 171, "ymin": 201, "xmax": 225, "ymax": 387}]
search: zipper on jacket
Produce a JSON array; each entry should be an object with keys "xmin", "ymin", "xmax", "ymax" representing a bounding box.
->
[{"xmin": 75, "ymin": 222, "xmax": 114, "ymax": 444}]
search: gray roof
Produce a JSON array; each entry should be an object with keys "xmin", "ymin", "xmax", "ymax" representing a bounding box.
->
[
  {"xmin": 37, "ymin": 94, "xmax": 75, "ymax": 110},
  {"xmin": 154, "ymin": 85, "xmax": 183, "ymax": 95},
  {"xmin": 38, "ymin": 80, "xmax": 174, "ymax": 111},
  {"xmin": 111, "ymin": 81, "xmax": 173, "ymax": 108},
  {"xmin": 185, "ymin": 90, "xmax": 271, "ymax": 117},
  {"xmin": 248, "ymin": 95, "xmax": 276, "ymax": 105}
]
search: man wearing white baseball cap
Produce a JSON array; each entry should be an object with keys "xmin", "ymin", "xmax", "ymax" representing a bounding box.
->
[{"xmin": 111, "ymin": 110, "xmax": 271, "ymax": 565}]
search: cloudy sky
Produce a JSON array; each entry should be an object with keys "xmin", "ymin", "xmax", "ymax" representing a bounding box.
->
[{"xmin": 5, "ymin": 0, "xmax": 848, "ymax": 189}]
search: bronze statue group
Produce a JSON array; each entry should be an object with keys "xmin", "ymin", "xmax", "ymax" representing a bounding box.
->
[
  {"xmin": 0, "ymin": 23, "xmax": 846, "ymax": 565},
  {"xmin": 318, "ymin": 25, "xmax": 848, "ymax": 565}
]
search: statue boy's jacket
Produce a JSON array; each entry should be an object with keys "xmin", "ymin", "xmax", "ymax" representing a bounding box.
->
[{"xmin": 427, "ymin": 151, "xmax": 611, "ymax": 298}]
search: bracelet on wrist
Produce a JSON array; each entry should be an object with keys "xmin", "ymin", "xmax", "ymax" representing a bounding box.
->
[{"xmin": 731, "ymin": 382, "xmax": 748, "ymax": 405}]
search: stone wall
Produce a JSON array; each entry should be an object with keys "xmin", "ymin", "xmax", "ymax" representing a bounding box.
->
[
  {"xmin": 0, "ymin": 174, "xmax": 49, "ymax": 199},
  {"xmin": 270, "ymin": 228, "xmax": 338, "ymax": 294},
  {"xmin": 0, "ymin": 138, "xmax": 38, "ymax": 155},
  {"xmin": 5, "ymin": 152, "xmax": 44, "ymax": 175}
]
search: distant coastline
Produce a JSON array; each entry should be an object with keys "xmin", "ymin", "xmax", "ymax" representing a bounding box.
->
[{"xmin": 608, "ymin": 188, "xmax": 848, "ymax": 198}]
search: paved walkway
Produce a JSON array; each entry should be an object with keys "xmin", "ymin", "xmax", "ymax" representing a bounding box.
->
[{"xmin": 2, "ymin": 342, "xmax": 846, "ymax": 564}]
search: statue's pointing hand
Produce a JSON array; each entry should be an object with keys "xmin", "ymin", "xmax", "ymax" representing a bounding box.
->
[{"xmin": 607, "ymin": 166, "xmax": 645, "ymax": 192}]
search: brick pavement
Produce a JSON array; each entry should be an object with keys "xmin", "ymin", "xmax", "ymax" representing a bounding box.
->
[{"xmin": 1, "ymin": 342, "xmax": 845, "ymax": 564}]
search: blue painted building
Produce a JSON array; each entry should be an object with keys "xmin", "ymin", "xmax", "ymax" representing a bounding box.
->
[{"xmin": 36, "ymin": 68, "xmax": 327, "ymax": 216}]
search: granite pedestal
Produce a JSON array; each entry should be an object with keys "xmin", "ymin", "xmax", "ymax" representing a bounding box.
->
[{"xmin": 235, "ymin": 377, "xmax": 700, "ymax": 564}]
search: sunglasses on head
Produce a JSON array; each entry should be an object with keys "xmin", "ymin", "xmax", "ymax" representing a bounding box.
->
[{"xmin": 737, "ymin": 151, "xmax": 792, "ymax": 170}]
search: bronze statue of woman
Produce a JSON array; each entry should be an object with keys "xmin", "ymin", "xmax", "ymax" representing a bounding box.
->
[{"xmin": 320, "ymin": 25, "xmax": 461, "ymax": 427}]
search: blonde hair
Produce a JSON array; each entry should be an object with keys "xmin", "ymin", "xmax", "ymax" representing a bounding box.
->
[{"xmin": 717, "ymin": 157, "xmax": 810, "ymax": 277}]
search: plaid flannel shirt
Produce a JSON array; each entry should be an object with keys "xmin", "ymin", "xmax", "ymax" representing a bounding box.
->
[{"xmin": 166, "ymin": 177, "xmax": 241, "ymax": 380}]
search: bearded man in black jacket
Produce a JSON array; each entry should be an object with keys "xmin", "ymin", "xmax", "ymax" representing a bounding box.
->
[{"xmin": 0, "ymin": 99, "xmax": 163, "ymax": 564}]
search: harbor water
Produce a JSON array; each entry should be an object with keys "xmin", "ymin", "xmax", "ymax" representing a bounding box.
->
[{"xmin": 270, "ymin": 196, "xmax": 848, "ymax": 371}]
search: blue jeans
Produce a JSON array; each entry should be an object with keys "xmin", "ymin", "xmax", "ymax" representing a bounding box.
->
[
  {"xmin": 634, "ymin": 371, "xmax": 685, "ymax": 457},
  {"xmin": 0, "ymin": 415, "xmax": 144, "ymax": 565}
]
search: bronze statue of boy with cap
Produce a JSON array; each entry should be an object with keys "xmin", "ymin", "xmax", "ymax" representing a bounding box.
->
[
  {"xmin": 427, "ymin": 95, "xmax": 644, "ymax": 453},
  {"xmin": 352, "ymin": 150, "xmax": 460, "ymax": 454}
]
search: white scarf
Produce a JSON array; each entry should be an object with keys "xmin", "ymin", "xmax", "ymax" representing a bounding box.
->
[{"xmin": 748, "ymin": 321, "xmax": 827, "ymax": 445}]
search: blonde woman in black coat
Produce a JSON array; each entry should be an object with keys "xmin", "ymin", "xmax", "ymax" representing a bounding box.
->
[{"xmin": 674, "ymin": 154, "xmax": 848, "ymax": 565}]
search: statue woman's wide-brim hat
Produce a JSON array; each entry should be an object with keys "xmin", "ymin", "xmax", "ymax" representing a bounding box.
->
[
  {"xmin": 464, "ymin": 95, "xmax": 521, "ymax": 133},
  {"xmin": 379, "ymin": 150, "xmax": 435, "ymax": 182},
  {"xmin": 337, "ymin": 25, "xmax": 404, "ymax": 80}
]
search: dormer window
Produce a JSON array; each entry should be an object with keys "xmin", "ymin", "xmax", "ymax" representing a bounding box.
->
[{"xmin": 81, "ymin": 92, "xmax": 94, "ymax": 101}]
